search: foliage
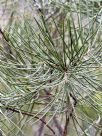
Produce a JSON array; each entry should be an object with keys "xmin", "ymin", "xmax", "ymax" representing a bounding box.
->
[{"xmin": 0, "ymin": 0, "xmax": 102, "ymax": 136}]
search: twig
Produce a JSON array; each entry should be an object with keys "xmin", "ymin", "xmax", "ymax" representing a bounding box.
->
[
  {"xmin": 63, "ymin": 112, "xmax": 70, "ymax": 136},
  {"xmin": 3, "ymin": 106, "xmax": 55, "ymax": 135},
  {"xmin": 63, "ymin": 93, "xmax": 77, "ymax": 136}
]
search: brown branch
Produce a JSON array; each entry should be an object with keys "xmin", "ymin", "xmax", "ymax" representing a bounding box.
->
[
  {"xmin": 63, "ymin": 93, "xmax": 77, "ymax": 136},
  {"xmin": 4, "ymin": 107, "xmax": 55, "ymax": 135}
]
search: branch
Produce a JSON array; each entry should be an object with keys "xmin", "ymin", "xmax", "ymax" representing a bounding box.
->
[
  {"xmin": 3, "ymin": 106, "xmax": 55, "ymax": 135},
  {"xmin": 63, "ymin": 93, "xmax": 77, "ymax": 136}
]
